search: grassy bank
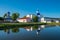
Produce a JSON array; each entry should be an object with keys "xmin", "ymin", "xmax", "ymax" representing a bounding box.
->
[
  {"xmin": 0, "ymin": 22, "xmax": 60, "ymax": 29},
  {"xmin": 46, "ymin": 22, "xmax": 60, "ymax": 26},
  {"xmin": 0, "ymin": 22, "xmax": 46, "ymax": 28}
]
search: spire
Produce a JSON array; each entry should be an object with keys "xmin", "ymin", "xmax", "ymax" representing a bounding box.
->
[
  {"xmin": 6, "ymin": 11, "xmax": 11, "ymax": 18},
  {"xmin": 7, "ymin": 12, "xmax": 10, "ymax": 16},
  {"xmin": 36, "ymin": 10, "xmax": 40, "ymax": 15},
  {"xmin": 36, "ymin": 10, "xmax": 39, "ymax": 13}
]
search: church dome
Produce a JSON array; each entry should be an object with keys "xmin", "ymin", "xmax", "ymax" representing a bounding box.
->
[
  {"xmin": 36, "ymin": 10, "xmax": 40, "ymax": 15},
  {"xmin": 37, "ymin": 13, "xmax": 40, "ymax": 15}
]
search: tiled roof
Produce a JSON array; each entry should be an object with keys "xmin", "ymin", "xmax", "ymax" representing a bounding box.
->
[{"xmin": 17, "ymin": 17, "xmax": 30, "ymax": 19}]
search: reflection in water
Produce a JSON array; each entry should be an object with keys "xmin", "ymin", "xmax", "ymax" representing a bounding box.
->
[
  {"xmin": 36, "ymin": 25, "xmax": 45, "ymax": 35},
  {"xmin": 3, "ymin": 25, "xmax": 45, "ymax": 35},
  {"xmin": 4, "ymin": 29, "xmax": 10, "ymax": 34},
  {"xmin": 36, "ymin": 25, "xmax": 45, "ymax": 40},
  {"xmin": 24, "ymin": 25, "xmax": 45, "ymax": 36},
  {"xmin": 36, "ymin": 25, "xmax": 41, "ymax": 35},
  {"xmin": 41, "ymin": 25, "xmax": 45, "ymax": 28},
  {"xmin": 2, "ymin": 25, "xmax": 60, "ymax": 40},
  {"xmin": 31, "ymin": 27, "xmax": 33, "ymax": 31},
  {"xmin": 24, "ymin": 25, "xmax": 45, "ymax": 32},
  {"xmin": 56, "ymin": 25, "xmax": 59, "ymax": 27},
  {"xmin": 24, "ymin": 26, "xmax": 33, "ymax": 31},
  {"xmin": 4, "ymin": 27, "xmax": 19, "ymax": 34},
  {"xmin": 12, "ymin": 27, "xmax": 19, "ymax": 33}
]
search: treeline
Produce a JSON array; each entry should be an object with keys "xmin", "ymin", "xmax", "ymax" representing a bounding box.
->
[
  {"xmin": 0, "ymin": 12, "xmax": 38, "ymax": 22},
  {"xmin": 0, "ymin": 12, "xmax": 20, "ymax": 21}
]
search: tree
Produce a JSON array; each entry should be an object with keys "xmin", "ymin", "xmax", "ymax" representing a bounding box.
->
[
  {"xmin": 3, "ymin": 13, "xmax": 7, "ymax": 18},
  {"xmin": 23, "ymin": 16, "xmax": 26, "ymax": 18},
  {"xmin": 32, "ymin": 15, "xmax": 38, "ymax": 22},
  {"xmin": 0, "ymin": 17, "xmax": 4, "ymax": 20},
  {"xmin": 11, "ymin": 13, "xmax": 20, "ymax": 21}
]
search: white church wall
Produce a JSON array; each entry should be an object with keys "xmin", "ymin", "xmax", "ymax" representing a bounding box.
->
[
  {"xmin": 55, "ymin": 20, "xmax": 59, "ymax": 23},
  {"xmin": 40, "ymin": 17, "xmax": 46, "ymax": 23},
  {"xmin": 26, "ymin": 14, "xmax": 30, "ymax": 17}
]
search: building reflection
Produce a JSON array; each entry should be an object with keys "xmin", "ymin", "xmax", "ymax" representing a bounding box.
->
[
  {"xmin": 40, "ymin": 25, "xmax": 45, "ymax": 28},
  {"xmin": 36, "ymin": 25, "xmax": 45, "ymax": 35},
  {"xmin": 36, "ymin": 25, "xmax": 45, "ymax": 40},
  {"xmin": 24, "ymin": 26, "xmax": 33, "ymax": 31},
  {"xmin": 3, "ymin": 25, "xmax": 45, "ymax": 34},
  {"xmin": 24, "ymin": 25, "xmax": 45, "ymax": 32},
  {"xmin": 36, "ymin": 25, "xmax": 41, "ymax": 35}
]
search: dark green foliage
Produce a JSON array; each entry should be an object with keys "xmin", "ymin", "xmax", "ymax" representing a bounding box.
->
[
  {"xmin": 32, "ymin": 15, "xmax": 38, "ymax": 22},
  {"xmin": 0, "ymin": 17, "xmax": 4, "ymax": 20},
  {"xmin": 12, "ymin": 27, "xmax": 19, "ymax": 33},
  {"xmin": 3, "ymin": 13, "xmax": 7, "ymax": 18},
  {"xmin": 11, "ymin": 13, "xmax": 20, "ymax": 21},
  {"xmin": 23, "ymin": 16, "xmax": 26, "ymax": 18}
]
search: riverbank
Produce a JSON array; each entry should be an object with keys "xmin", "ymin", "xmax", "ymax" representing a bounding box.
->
[
  {"xmin": 47, "ymin": 22, "xmax": 60, "ymax": 26},
  {"xmin": 0, "ymin": 22, "xmax": 46, "ymax": 28},
  {"xmin": 0, "ymin": 22, "xmax": 60, "ymax": 29}
]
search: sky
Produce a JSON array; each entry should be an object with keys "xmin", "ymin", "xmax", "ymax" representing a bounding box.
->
[{"xmin": 0, "ymin": 0, "xmax": 60, "ymax": 18}]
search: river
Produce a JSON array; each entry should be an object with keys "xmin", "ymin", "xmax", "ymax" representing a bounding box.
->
[{"xmin": 0, "ymin": 25, "xmax": 60, "ymax": 40}]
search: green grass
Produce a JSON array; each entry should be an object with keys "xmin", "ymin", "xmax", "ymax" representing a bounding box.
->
[
  {"xmin": 0, "ymin": 22, "xmax": 46, "ymax": 28},
  {"xmin": 46, "ymin": 22, "xmax": 60, "ymax": 26},
  {"xmin": 0, "ymin": 22, "xmax": 60, "ymax": 29}
]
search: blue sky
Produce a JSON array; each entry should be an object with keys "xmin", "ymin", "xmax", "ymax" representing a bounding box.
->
[{"xmin": 0, "ymin": 0, "xmax": 60, "ymax": 18}]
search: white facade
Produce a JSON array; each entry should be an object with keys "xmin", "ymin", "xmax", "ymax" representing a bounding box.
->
[
  {"xmin": 40, "ymin": 17, "xmax": 60, "ymax": 23},
  {"xmin": 26, "ymin": 14, "xmax": 33, "ymax": 19},
  {"xmin": 17, "ymin": 18, "xmax": 31, "ymax": 22},
  {"xmin": 4, "ymin": 19, "xmax": 13, "ymax": 22},
  {"xmin": 55, "ymin": 20, "xmax": 59, "ymax": 23},
  {"xmin": 17, "ymin": 19, "xmax": 26, "ymax": 22},
  {"xmin": 40, "ymin": 17, "xmax": 46, "ymax": 23},
  {"xmin": 40, "ymin": 17, "xmax": 52, "ymax": 23}
]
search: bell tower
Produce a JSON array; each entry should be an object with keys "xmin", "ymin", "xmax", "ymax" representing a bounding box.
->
[
  {"xmin": 36, "ymin": 10, "xmax": 41, "ymax": 22},
  {"xmin": 7, "ymin": 12, "xmax": 10, "ymax": 18}
]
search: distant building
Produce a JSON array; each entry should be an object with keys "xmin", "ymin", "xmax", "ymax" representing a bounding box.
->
[
  {"xmin": 17, "ymin": 10, "xmax": 60, "ymax": 23},
  {"xmin": 17, "ymin": 14, "xmax": 36, "ymax": 22},
  {"xmin": 36, "ymin": 10, "xmax": 60, "ymax": 23},
  {"xmin": 55, "ymin": 20, "xmax": 59, "ymax": 23},
  {"xmin": 4, "ymin": 12, "xmax": 13, "ymax": 22},
  {"xmin": 17, "ymin": 17, "xmax": 31, "ymax": 22},
  {"xmin": 44, "ymin": 17, "xmax": 60, "ymax": 23},
  {"xmin": 40, "ymin": 16, "xmax": 46, "ymax": 23},
  {"xmin": 26, "ymin": 14, "xmax": 34, "ymax": 21},
  {"xmin": 36, "ymin": 10, "xmax": 46, "ymax": 23}
]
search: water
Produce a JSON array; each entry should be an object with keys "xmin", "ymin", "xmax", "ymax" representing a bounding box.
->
[{"xmin": 0, "ymin": 25, "xmax": 60, "ymax": 40}]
